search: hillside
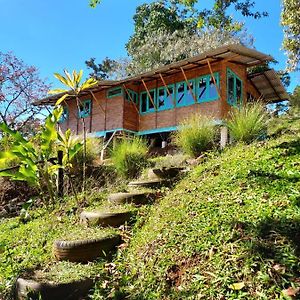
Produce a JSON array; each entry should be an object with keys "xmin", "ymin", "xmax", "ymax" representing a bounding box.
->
[
  {"xmin": 0, "ymin": 113, "xmax": 299, "ymax": 300},
  {"xmin": 91, "ymin": 113, "xmax": 300, "ymax": 299}
]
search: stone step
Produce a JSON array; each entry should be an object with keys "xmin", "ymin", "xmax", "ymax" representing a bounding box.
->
[
  {"xmin": 80, "ymin": 210, "xmax": 134, "ymax": 227},
  {"xmin": 128, "ymin": 178, "xmax": 168, "ymax": 189},
  {"xmin": 53, "ymin": 234, "xmax": 121, "ymax": 263},
  {"xmin": 108, "ymin": 191, "xmax": 156, "ymax": 205},
  {"xmin": 16, "ymin": 277, "xmax": 93, "ymax": 300},
  {"xmin": 148, "ymin": 167, "xmax": 184, "ymax": 180}
]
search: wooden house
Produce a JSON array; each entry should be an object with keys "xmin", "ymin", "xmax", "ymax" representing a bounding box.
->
[{"xmin": 37, "ymin": 44, "xmax": 289, "ymax": 147}]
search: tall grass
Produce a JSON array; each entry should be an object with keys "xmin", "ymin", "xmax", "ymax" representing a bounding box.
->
[
  {"xmin": 110, "ymin": 137, "xmax": 148, "ymax": 178},
  {"xmin": 227, "ymin": 102, "xmax": 268, "ymax": 143},
  {"xmin": 173, "ymin": 114, "xmax": 216, "ymax": 157}
]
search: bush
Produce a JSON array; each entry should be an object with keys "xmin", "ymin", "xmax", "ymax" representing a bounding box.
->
[
  {"xmin": 227, "ymin": 102, "xmax": 268, "ymax": 143},
  {"xmin": 173, "ymin": 114, "xmax": 216, "ymax": 157},
  {"xmin": 110, "ymin": 138, "xmax": 148, "ymax": 178}
]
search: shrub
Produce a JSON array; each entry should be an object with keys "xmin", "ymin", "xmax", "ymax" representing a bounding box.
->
[
  {"xmin": 110, "ymin": 137, "xmax": 148, "ymax": 178},
  {"xmin": 173, "ymin": 114, "xmax": 216, "ymax": 157},
  {"xmin": 227, "ymin": 102, "xmax": 268, "ymax": 143}
]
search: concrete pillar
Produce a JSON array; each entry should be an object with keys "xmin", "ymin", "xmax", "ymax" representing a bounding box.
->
[
  {"xmin": 220, "ymin": 126, "xmax": 228, "ymax": 149},
  {"xmin": 162, "ymin": 141, "xmax": 167, "ymax": 149}
]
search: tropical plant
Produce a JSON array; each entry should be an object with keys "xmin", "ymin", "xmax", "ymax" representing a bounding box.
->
[
  {"xmin": 49, "ymin": 70, "xmax": 98, "ymax": 193},
  {"xmin": 226, "ymin": 102, "xmax": 268, "ymax": 143},
  {"xmin": 173, "ymin": 114, "xmax": 216, "ymax": 157},
  {"xmin": 110, "ymin": 137, "xmax": 148, "ymax": 178},
  {"xmin": 0, "ymin": 107, "xmax": 83, "ymax": 203}
]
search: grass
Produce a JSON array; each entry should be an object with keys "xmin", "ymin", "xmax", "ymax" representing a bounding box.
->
[
  {"xmin": 173, "ymin": 114, "xmax": 216, "ymax": 157},
  {"xmin": 90, "ymin": 113, "xmax": 300, "ymax": 299},
  {"xmin": 110, "ymin": 137, "xmax": 148, "ymax": 178},
  {"xmin": 227, "ymin": 102, "xmax": 268, "ymax": 143}
]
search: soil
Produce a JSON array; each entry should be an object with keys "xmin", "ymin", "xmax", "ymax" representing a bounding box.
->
[{"xmin": 0, "ymin": 177, "xmax": 37, "ymax": 218}]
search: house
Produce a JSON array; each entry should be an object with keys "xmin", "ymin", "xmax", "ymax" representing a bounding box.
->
[{"xmin": 36, "ymin": 44, "xmax": 289, "ymax": 147}]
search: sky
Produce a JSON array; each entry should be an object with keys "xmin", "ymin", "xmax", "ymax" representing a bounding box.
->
[{"xmin": 0, "ymin": 0, "xmax": 299, "ymax": 92}]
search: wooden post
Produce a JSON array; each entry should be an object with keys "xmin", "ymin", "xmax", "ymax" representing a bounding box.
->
[
  {"xmin": 220, "ymin": 126, "xmax": 228, "ymax": 149},
  {"xmin": 180, "ymin": 67, "xmax": 197, "ymax": 103},
  {"xmin": 206, "ymin": 59, "xmax": 222, "ymax": 101},
  {"xmin": 57, "ymin": 150, "xmax": 64, "ymax": 198}
]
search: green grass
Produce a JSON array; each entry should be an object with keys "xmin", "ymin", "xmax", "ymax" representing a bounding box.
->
[
  {"xmin": 227, "ymin": 102, "xmax": 268, "ymax": 143},
  {"xmin": 91, "ymin": 113, "xmax": 300, "ymax": 299},
  {"xmin": 173, "ymin": 114, "xmax": 216, "ymax": 157}
]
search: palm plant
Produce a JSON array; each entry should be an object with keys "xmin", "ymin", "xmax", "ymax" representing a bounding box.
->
[{"xmin": 49, "ymin": 70, "xmax": 98, "ymax": 193}]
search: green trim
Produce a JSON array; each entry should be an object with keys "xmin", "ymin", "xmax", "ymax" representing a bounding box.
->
[
  {"xmin": 91, "ymin": 128, "xmax": 137, "ymax": 138},
  {"xmin": 125, "ymin": 89, "xmax": 138, "ymax": 104},
  {"xmin": 227, "ymin": 68, "xmax": 243, "ymax": 107},
  {"xmin": 176, "ymin": 79, "xmax": 195, "ymax": 108},
  {"xmin": 137, "ymin": 126, "xmax": 178, "ymax": 136},
  {"xmin": 196, "ymin": 72, "xmax": 220, "ymax": 103},
  {"xmin": 157, "ymin": 84, "xmax": 175, "ymax": 111},
  {"xmin": 78, "ymin": 99, "xmax": 91, "ymax": 118},
  {"xmin": 107, "ymin": 87, "xmax": 123, "ymax": 99},
  {"xmin": 59, "ymin": 106, "xmax": 69, "ymax": 123},
  {"xmin": 140, "ymin": 89, "xmax": 156, "ymax": 115}
]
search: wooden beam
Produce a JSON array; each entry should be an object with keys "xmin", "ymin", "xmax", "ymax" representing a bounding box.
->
[
  {"xmin": 180, "ymin": 67, "xmax": 197, "ymax": 103},
  {"xmin": 123, "ymin": 84, "xmax": 140, "ymax": 115},
  {"xmin": 206, "ymin": 59, "xmax": 222, "ymax": 101},
  {"xmin": 159, "ymin": 73, "xmax": 176, "ymax": 106},
  {"xmin": 263, "ymin": 72, "xmax": 281, "ymax": 100},
  {"xmin": 89, "ymin": 91, "xmax": 105, "ymax": 114},
  {"xmin": 142, "ymin": 79, "xmax": 157, "ymax": 110}
]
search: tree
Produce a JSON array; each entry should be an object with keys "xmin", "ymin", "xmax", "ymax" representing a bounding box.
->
[
  {"xmin": 0, "ymin": 52, "xmax": 49, "ymax": 134},
  {"xmin": 290, "ymin": 85, "xmax": 300, "ymax": 110},
  {"xmin": 85, "ymin": 57, "xmax": 119, "ymax": 80},
  {"xmin": 281, "ymin": 0, "xmax": 300, "ymax": 71}
]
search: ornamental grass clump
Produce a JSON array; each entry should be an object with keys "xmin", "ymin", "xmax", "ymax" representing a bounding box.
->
[
  {"xmin": 227, "ymin": 102, "xmax": 268, "ymax": 144},
  {"xmin": 111, "ymin": 137, "xmax": 148, "ymax": 178},
  {"xmin": 174, "ymin": 114, "xmax": 216, "ymax": 158}
]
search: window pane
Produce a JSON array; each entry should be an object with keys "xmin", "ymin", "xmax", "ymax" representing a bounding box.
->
[
  {"xmin": 141, "ymin": 93, "xmax": 147, "ymax": 112},
  {"xmin": 198, "ymin": 77, "xmax": 207, "ymax": 101},
  {"xmin": 236, "ymin": 78, "xmax": 242, "ymax": 104},
  {"xmin": 158, "ymin": 88, "xmax": 165, "ymax": 108},
  {"xmin": 177, "ymin": 83, "xmax": 185, "ymax": 104},
  {"xmin": 227, "ymin": 72, "xmax": 235, "ymax": 104},
  {"xmin": 208, "ymin": 76, "xmax": 218, "ymax": 99},
  {"xmin": 108, "ymin": 87, "xmax": 122, "ymax": 98},
  {"xmin": 149, "ymin": 90, "xmax": 155, "ymax": 109},
  {"xmin": 185, "ymin": 81, "xmax": 194, "ymax": 105}
]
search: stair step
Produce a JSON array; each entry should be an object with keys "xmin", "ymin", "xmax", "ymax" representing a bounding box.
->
[
  {"xmin": 80, "ymin": 210, "xmax": 134, "ymax": 227},
  {"xmin": 148, "ymin": 167, "xmax": 184, "ymax": 180},
  {"xmin": 53, "ymin": 234, "xmax": 121, "ymax": 263},
  {"xmin": 128, "ymin": 178, "xmax": 167, "ymax": 189},
  {"xmin": 108, "ymin": 192, "xmax": 156, "ymax": 205}
]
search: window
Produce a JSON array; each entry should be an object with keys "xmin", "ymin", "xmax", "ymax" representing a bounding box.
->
[
  {"xmin": 196, "ymin": 73, "xmax": 220, "ymax": 102},
  {"xmin": 107, "ymin": 87, "xmax": 123, "ymax": 98},
  {"xmin": 125, "ymin": 89, "xmax": 138, "ymax": 104},
  {"xmin": 157, "ymin": 85, "xmax": 174, "ymax": 111},
  {"xmin": 78, "ymin": 99, "xmax": 91, "ymax": 118},
  {"xmin": 176, "ymin": 80, "xmax": 195, "ymax": 107},
  {"xmin": 227, "ymin": 68, "xmax": 243, "ymax": 106},
  {"xmin": 139, "ymin": 89, "xmax": 156, "ymax": 114},
  {"xmin": 59, "ymin": 106, "xmax": 69, "ymax": 123}
]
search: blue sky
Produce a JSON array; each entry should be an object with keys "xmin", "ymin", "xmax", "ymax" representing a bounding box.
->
[{"xmin": 0, "ymin": 0, "xmax": 298, "ymax": 92}]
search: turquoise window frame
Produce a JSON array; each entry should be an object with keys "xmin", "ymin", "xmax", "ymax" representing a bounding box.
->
[
  {"xmin": 78, "ymin": 99, "xmax": 91, "ymax": 118},
  {"xmin": 227, "ymin": 68, "xmax": 243, "ymax": 107},
  {"xmin": 196, "ymin": 72, "xmax": 220, "ymax": 103},
  {"xmin": 157, "ymin": 84, "xmax": 175, "ymax": 111},
  {"xmin": 59, "ymin": 106, "xmax": 69, "ymax": 123},
  {"xmin": 107, "ymin": 87, "xmax": 123, "ymax": 99},
  {"xmin": 139, "ymin": 89, "xmax": 156, "ymax": 114},
  {"xmin": 175, "ymin": 79, "xmax": 195, "ymax": 108},
  {"xmin": 125, "ymin": 89, "xmax": 138, "ymax": 105}
]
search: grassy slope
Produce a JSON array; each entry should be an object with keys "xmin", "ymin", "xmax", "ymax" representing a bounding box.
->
[{"xmin": 93, "ymin": 114, "xmax": 300, "ymax": 299}]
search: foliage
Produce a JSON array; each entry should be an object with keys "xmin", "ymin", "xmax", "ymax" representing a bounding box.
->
[
  {"xmin": 0, "ymin": 52, "xmax": 49, "ymax": 134},
  {"xmin": 89, "ymin": 0, "xmax": 101, "ymax": 8},
  {"xmin": 289, "ymin": 85, "xmax": 300, "ymax": 111},
  {"xmin": 92, "ymin": 114, "xmax": 300, "ymax": 299},
  {"xmin": 49, "ymin": 69, "xmax": 98, "ymax": 193},
  {"xmin": 0, "ymin": 108, "xmax": 82, "ymax": 203},
  {"xmin": 110, "ymin": 138, "xmax": 148, "ymax": 178},
  {"xmin": 85, "ymin": 57, "xmax": 118, "ymax": 80},
  {"xmin": 173, "ymin": 114, "xmax": 216, "ymax": 157},
  {"xmin": 281, "ymin": 0, "xmax": 300, "ymax": 71},
  {"xmin": 227, "ymin": 102, "xmax": 268, "ymax": 144}
]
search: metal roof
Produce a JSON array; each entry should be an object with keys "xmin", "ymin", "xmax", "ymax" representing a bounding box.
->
[
  {"xmin": 36, "ymin": 44, "xmax": 277, "ymax": 105},
  {"xmin": 249, "ymin": 69, "xmax": 290, "ymax": 102}
]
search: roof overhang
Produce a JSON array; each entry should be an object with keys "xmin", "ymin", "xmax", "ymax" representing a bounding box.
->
[
  {"xmin": 36, "ymin": 44, "xmax": 275, "ymax": 106},
  {"xmin": 248, "ymin": 69, "xmax": 290, "ymax": 103}
]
